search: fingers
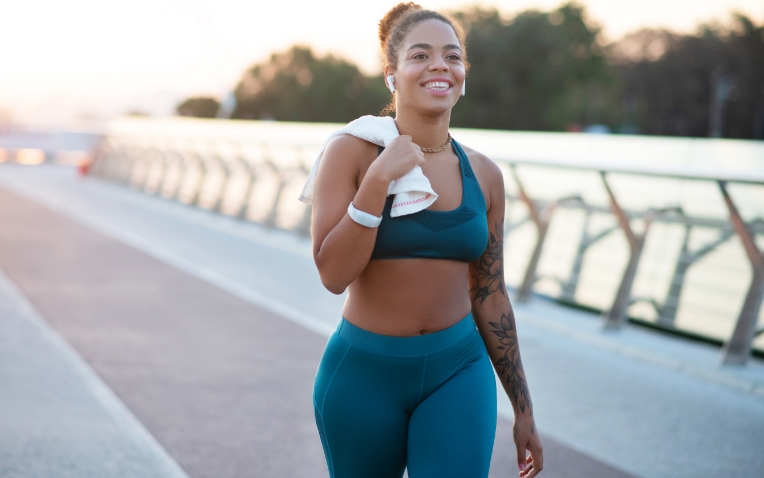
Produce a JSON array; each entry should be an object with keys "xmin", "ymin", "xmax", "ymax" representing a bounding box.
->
[
  {"xmin": 521, "ymin": 448, "xmax": 543, "ymax": 478},
  {"xmin": 403, "ymin": 138, "xmax": 426, "ymax": 166},
  {"xmin": 529, "ymin": 437, "xmax": 544, "ymax": 472},
  {"xmin": 515, "ymin": 442, "xmax": 527, "ymax": 474},
  {"xmin": 533, "ymin": 449, "xmax": 543, "ymax": 474},
  {"xmin": 518, "ymin": 455, "xmax": 532, "ymax": 477},
  {"xmin": 394, "ymin": 135, "xmax": 413, "ymax": 146},
  {"xmin": 414, "ymin": 149, "xmax": 426, "ymax": 166}
]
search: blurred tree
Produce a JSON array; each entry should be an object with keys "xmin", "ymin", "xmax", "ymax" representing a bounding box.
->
[
  {"xmin": 450, "ymin": 3, "xmax": 616, "ymax": 131},
  {"xmin": 232, "ymin": 46, "xmax": 389, "ymax": 123},
  {"xmin": 174, "ymin": 6, "xmax": 763, "ymax": 139},
  {"xmin": 611, "ymin": 15, "xmax": 764, "ymax": 138},
  {"xmin": 176, "ymin": 97, "xmax": 221, "ymax": 118}
]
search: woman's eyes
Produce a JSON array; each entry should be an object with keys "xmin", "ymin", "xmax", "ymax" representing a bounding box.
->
[{"xmin": 411, "ymin": 53, "xmax": 462, "ymax": 61}]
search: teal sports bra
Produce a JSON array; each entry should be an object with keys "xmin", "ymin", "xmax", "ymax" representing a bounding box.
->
[{"xmin": 370, "ymin": 139, "xmax": 489, "ymax": 262}]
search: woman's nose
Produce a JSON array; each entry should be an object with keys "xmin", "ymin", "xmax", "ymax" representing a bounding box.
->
[{"xmin": 429, "ymin": 55, "xmax": 449, "ymax": 71}]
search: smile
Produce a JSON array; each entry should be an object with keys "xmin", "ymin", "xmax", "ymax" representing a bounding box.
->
[{"xmin": 423, "ymin": 81, "xmax": 451, "ymax": 92}]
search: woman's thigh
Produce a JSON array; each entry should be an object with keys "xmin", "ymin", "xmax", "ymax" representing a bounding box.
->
[
  {"xmin": 406, "ymin": 350, "xmax": 497, "ymax": 478},
  {"xmin": 314, "ymin": 337, "xmax": 413, "ymax": 478}
]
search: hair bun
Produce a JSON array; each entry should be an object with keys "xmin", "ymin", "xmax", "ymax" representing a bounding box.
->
[{"xmin": 379, "ymin": 2, "xmax": 422, "ymax": 49}]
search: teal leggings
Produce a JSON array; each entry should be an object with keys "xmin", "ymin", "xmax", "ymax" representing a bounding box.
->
[{"xmin": 313, "ymin": 313, "xmax": 497, "ymax": 478}]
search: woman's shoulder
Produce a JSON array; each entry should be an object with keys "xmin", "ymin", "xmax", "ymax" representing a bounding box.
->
[
  {"xmin": 324, "ymin": 135, "xmax": 380, "ymax": 161},
  {"xmin": 457, "ymin": 142, "xmax": 504, "ymax": 182},
  {"xmin": 321, "ymin": 135, "xmax": 380, "ymax": 172}
]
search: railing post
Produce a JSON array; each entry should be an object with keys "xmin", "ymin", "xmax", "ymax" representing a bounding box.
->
[
  {"xmin": 167, "ymin": 151, "xmax": 187, "ymax": 201},
  {"xmin": 264, "ymin": 160, "xmax": 289, "ymax": 228},
  {"xmin": 237, "ymin": 162, "xmax": 258, "ymax": 221},
  {"xmin": 152, "ymin": 150, "xmax": 170, "ymax": 196},
  {"xmin": 175, "ymin": 148, "xmax": 200, "ymax": 202},
  {"xmin": 561, "ymin": 209, "xmax": 618, "ymax": 303},
  {"xmin": 237, "ymin": 145, "xmax": 267, "ymax": 221},
  {"xmin": 719, "ymin": 181, "xmax": 764, "ymax": 365},
  {"xmin": 188, "ymin": 151, "xmax": 208, "ymax": 207},
  {"xmin": 157, "ymin": 143, "xmax": 182, "ymax": 198},
  {"xmin": 601, "ymin": 172, "xmax": 651, "ymax": 330},
  {"xmin": 119, "ymin": 147, "xmax": 137, "ymax": 185},
  {"xmin": 212, "ymin": 153, "xmax": 232, "ymax": 213},
  {"xmin": 295, "ymin": 161, "xmax": 312, "ymax": 236},
  {"xmin": 111, "ymin": 145, "xmax": 128, "ymax": 183},
  {"xmin": 102, "ymin": 145, "xmax": 121, "ymax": 181},
  {"xmin": 512, "ymin": 167, "xmax": 552, "ymax": 303},
  {"xmin": 126, "ymin": 146, "xmax": 144, "ymax": 188},
  {"xmin": 140, "ymin": 148, "xmax": 160, "ymax": 193},
  {"xmin": 511, "ymin": 167, "xmax": 580, "ymax": 303},
  {"xmin": 659, "ymin": 224, "xmax": 734, "ymax": 326},
  {"xmin": 659, "ymin": 224, "xmax": 692, "ymax": 327}
]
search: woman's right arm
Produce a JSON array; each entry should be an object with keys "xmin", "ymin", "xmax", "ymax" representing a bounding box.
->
[{"xmin": 311, "ymin": 134, "xmax": 424, "ymax": 294}]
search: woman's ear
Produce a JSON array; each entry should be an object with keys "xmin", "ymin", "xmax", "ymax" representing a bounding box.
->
[
  {"xmin": 386, "ymin": 75, "xmax": 395, "ymax": 93},
  {"xmin": 383, "ymin": 68, "xmax": 395, "ymax": 94}
]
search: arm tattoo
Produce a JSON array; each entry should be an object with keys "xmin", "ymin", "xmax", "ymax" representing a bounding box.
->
[
  {"xmin": 490, "ymin": 310, "xmax": 533, "ymax": 419},
  {"xmin": 473, "ymin": 221, "xmax": 533, "ymax": 425},
  {"xmin": 471, "ymin": 221, "xmax": 506, "ymax": 304}
]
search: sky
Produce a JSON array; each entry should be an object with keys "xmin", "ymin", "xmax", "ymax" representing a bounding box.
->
[{"xmin": 1, "ymin": 0, "xmax": 762, "ymax": 128}]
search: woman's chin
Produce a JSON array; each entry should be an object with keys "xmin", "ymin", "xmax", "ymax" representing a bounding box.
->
[{"xmin": 411, "ymin": 97, "xmax": 457, "ymax": 116}]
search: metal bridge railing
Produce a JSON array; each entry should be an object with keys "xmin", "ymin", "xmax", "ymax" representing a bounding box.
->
[
  {"xmin": 501, "ymin": 158, "xmax": 764, "ymax": 365},
  {"xmin": 90, "ymin": 117, "xmax": 764, "ymax": 365}
]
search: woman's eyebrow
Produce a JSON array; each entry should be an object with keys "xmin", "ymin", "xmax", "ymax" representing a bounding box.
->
[
  {"xmin": 407, "ymin": 43, "xmax": 462, "ymax": 51},
  {"xmin": 407, "ymin": 43, "xmax": 432, "ymax": 51}
]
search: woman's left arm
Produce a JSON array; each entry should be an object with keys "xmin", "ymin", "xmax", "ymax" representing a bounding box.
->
[{"xmin": 468, "ymin": 159, "xmax": 543, "ymax": 478}]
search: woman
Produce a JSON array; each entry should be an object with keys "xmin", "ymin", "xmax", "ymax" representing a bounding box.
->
[{"xmin": 308, "ymin": 3, "xmax": 543, "ymax": 477}]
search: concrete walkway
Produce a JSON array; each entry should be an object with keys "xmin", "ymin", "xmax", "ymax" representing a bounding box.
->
[
  {"xmin": 1, "ymin": 164, "xmax": 763, "ymax": 477},
  {"xmin": 0, "ymin": 269, "xmax": 188, "ymax": 478}
]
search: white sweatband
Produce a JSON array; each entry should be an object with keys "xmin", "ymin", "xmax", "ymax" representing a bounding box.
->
[{"xmin": 347, "ymin": 202, "xmax": 382, "ymax": 228}]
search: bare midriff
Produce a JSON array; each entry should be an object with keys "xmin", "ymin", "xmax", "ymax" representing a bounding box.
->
[{"xmin": 342, "ymin": 258, "xmax": 471, "ymax": 336}]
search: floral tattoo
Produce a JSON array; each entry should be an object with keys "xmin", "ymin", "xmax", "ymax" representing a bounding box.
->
[
  {"xmin": 490, "ymin": 310, "xmax": 533, "ymax": 420},
  {"xmin": 471, "ymin": 221, "xmax": 506, "ymax": 304}
]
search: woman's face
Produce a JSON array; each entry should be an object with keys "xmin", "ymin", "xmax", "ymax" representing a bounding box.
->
[{"xmin": 388, "ymin": 19, "xmax": 466, "ymax": 116}]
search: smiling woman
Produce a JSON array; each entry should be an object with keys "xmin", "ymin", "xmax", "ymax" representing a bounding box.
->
[
  {"xmin": 379, "ymin": 3, "xmax": 469, "ymax": 116},
  {"xmin": 307, "ymin": 3, "xmax": 543, "ymax": 478}
]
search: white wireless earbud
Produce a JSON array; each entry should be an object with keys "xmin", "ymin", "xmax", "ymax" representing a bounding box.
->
[
  {"xmin": 386, "ymin": 75, "xmax": 395, "ymax": 93},
  {"xmin": 461, "ymin": 80, "xmax": 466, "ymax": 96}
]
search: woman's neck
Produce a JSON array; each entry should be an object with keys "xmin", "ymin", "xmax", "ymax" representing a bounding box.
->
[{"xmin": 393, "ymin": 108, "xmax": 452, "ymax": 150}]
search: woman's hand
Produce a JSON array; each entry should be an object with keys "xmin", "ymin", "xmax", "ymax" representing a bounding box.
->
[
  {"xmin": 366, "ymin": 135, "xmax": 425, "ymax": 183},
  {"xmin": 514, "ymin": 415, "xmax": 543, "ymax": 477}
]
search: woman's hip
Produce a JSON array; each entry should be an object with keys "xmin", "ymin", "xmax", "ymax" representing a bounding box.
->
[{"xmin": 313, "ymin": 312, "xmax": 491, "ymax": 413}]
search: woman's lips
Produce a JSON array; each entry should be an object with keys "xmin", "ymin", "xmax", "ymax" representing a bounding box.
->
[{"xmin": 422, "ymin": 80, "xmax": 453, "ymax": 96}]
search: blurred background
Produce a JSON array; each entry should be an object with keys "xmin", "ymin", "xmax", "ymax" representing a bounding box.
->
[
  {"xmin": 2, "ymin": 0, "xmax": 763, "ymax": 135},
  {"xmin": 1, "ymin": 2, "xmax": 764, "ymax": 478}
]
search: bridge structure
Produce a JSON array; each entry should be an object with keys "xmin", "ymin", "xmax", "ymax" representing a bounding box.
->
[
  {"xmin": 94, "ymin": 117, "xmax": 764, "ymax": 364},
  {"xmin": 1, "ymin": 119, "xmax": 764, "ymax": 478}
]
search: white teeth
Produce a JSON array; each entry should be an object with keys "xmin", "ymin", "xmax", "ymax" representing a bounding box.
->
[{"xmin": 424, "ymin": 81, "xmax": 450, "ymax": 91}]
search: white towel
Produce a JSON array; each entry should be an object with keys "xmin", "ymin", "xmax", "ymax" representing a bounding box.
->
[{"xmin": 298, "ymin": 115, "xmax": 437, "ymax": 217}]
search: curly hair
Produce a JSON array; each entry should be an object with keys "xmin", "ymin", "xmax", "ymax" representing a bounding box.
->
[{"xmin": 378, "ymin": 3, "xmax": 468, "ymax": 114}]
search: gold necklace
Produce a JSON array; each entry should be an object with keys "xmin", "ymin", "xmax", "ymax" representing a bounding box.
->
[{"xmin": 420, "ymin": 133, "xmax": 452, "ymax": 153}]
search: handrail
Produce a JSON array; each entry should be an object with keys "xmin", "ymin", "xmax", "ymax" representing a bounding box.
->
[{"xmin": 495, "ymin": 157, "xmax": 764, "ymax": 185}]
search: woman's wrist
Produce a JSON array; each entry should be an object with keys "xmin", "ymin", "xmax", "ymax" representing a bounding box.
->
[
  {"xmin": 347, "ymin": 203, "xmax": 382, "ymax": 227},
  {"xmin": 514, "ymin": 409, "xmax": 534, "ymax": 421},
  {"xmin": 365, "ymin": 161, "xmax": 394, "ymax": 185},
  {"xmin": 351, "ymin": 168, "xmax": 390, "ymax": 218}
]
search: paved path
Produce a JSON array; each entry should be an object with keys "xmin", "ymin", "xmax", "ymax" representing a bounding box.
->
[
  {"xmin": 1, "ymin": 164, "xmax": 763, "ymax": 477},
  {"xmin": 0, "ymin": 269, "xmax": 188, "ymax": 478}
]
